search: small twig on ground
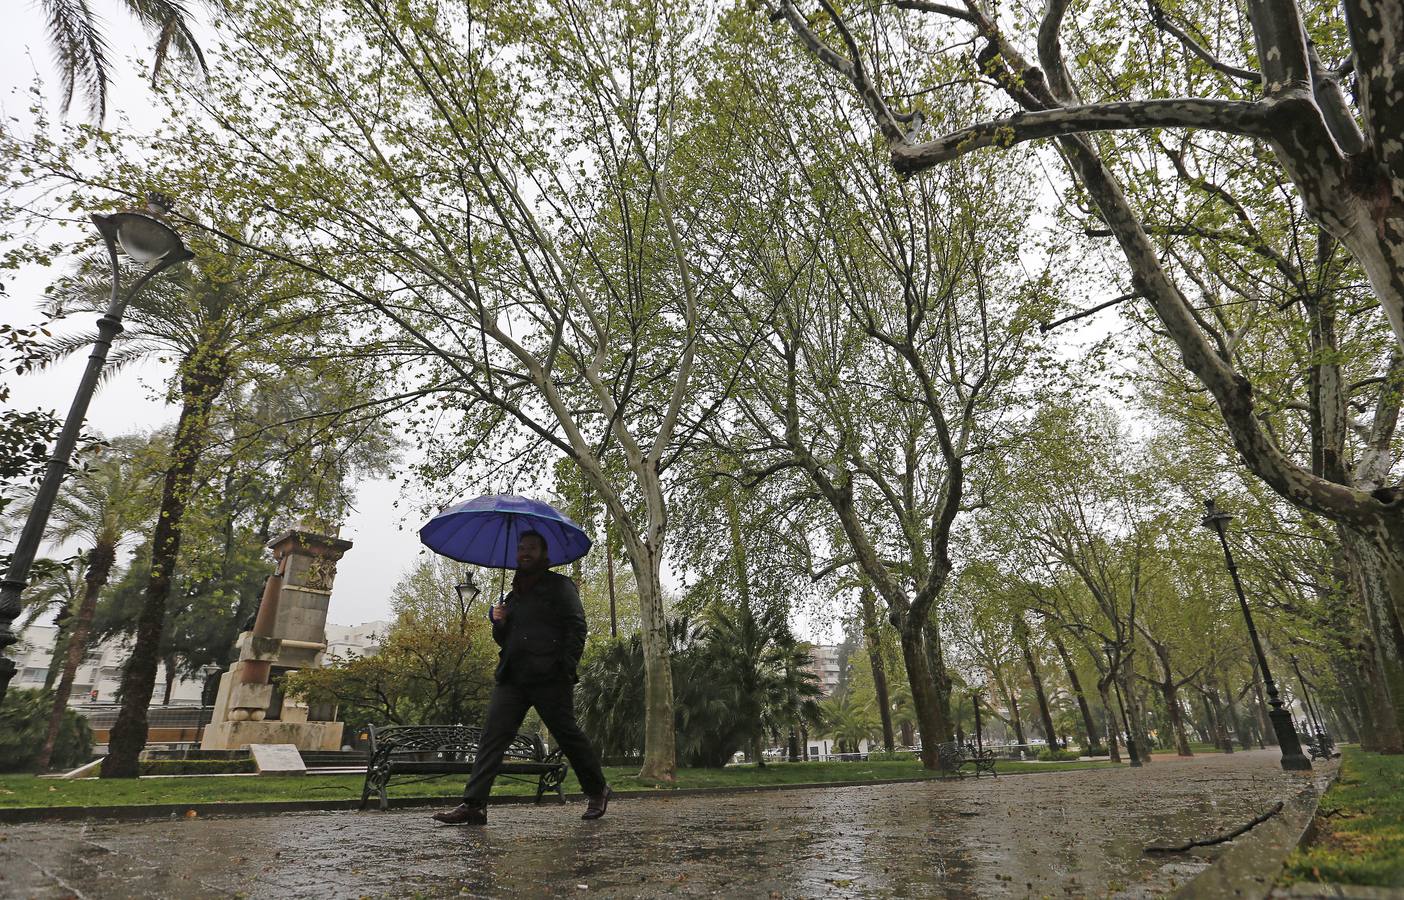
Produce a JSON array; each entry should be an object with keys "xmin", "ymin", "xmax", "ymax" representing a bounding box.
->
[{"xmin": 1144, "ymin": 801, "xmax": 1284, "ymax": 853}]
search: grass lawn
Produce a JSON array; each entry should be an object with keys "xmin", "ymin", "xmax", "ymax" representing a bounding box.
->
[
  {"xmin": 1282, "ymin": 748, "xmax": 1404, "ymax": 889},
  {"xmin": 0, "ymin": 757, "xmax": 1116, "ymax": 810}
]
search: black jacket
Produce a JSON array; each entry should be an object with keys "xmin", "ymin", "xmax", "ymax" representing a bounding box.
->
[{"xmin": 491, "ymin": 570, "xmax": 587, "ymax": 685}]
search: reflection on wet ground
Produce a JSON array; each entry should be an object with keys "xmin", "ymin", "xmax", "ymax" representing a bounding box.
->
[{"xmin": 1, "ymin": 749, "xmax": 1313, "ymax": 898}]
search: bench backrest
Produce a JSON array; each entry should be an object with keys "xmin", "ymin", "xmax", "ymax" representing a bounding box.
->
[{"xmin": 367, "ymin": 724, "xmax": 547, "ymax": 761}]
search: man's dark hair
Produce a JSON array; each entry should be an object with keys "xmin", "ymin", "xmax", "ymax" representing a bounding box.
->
[{"xmin": 518, "ymin": 530, "xmax": 547, "ymax": 549}]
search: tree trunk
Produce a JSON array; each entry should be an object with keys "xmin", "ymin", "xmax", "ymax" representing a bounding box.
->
[
  {"xmin": 1099, "ymin": 680, "xmax": 1121, "ymax": 761},
  {"xmin": 1005, "ymin": 681, "xmax": 1026, "ymax": 746},
  {"xmin": 44, "ymin": 606, "xmax": 73, "ymax": 691},
  {"xmin": 626, "ymin": 540, "xmax": 677, "ymax": 781},
  {"xmin": 605, "ymin": 513, "xmax": 617, "ymax": 639},
  {"xmin": 861, "ymin": 587, "xmax": 895, "ymax": 752},
  {"xmin": 1201, "ymin": 690, "xmax": 1230, "ymax": 752},
  {"xmin": 1342, "ymin": 526, "xmax": 1404, "ymax": 751},
  {"xmin": 899, "ymin": 623, "xmax": 952, "ymax": 769},
  {"xmin": 37, "ymin": 541, "xmax": 116, "ymax": 770},
  {"xmin": 1147, "ymin": 639, "xmax": 1191, "ymax": 756},
  {"xmin": 161, "ymin": 654, "xmax": 178, "ymax": 705},
  {"xmin": 1051, "ymin": 633, "xmax": 1100, "ymax": 750},
  {"xmin": 102, "ymin": 360, "xmax": 226, "ymax": 778},
  {"xmin": 1017, "ymin": 628, "xmax": 1058, "ymax": 744},
  {"xmin": 723, "ymin": 484, "xmax": 765, "ymax": 767},
  {"xmin": 1161, "ymin": 680, "xmax": 1192, "ymax": 756}
]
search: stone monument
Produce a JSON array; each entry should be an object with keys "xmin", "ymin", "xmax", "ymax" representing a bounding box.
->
[{"xmin": 201, "ymin": 528, "xmax": 352, "ymax": 751}]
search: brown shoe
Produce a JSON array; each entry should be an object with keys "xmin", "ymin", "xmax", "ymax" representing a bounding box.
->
[
  {"xmin": 582, "ymin": 786, "xmax": 612, "ymax": 820},
  {"xmin": 432, "ymin": 802, "xmax": 487, "ymax": 825}
]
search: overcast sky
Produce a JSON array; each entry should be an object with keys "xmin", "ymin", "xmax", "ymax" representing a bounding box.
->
[{"xmin": 2, "ymin": 10, "xmax": 429, "ymax": 628}]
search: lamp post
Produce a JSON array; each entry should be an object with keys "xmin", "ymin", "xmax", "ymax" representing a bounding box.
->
[
  {"xmin": 972, "ymin": 690, "xmax": 983, "ymax": 751},
  {"xmin": 455, "ymin": 573, "xmax": 481, "ymax": 608},
  {"xmin": 1200, "ymin": 499, "xmax": 1312, "ymax": 771},
  {"xmin": 0, "ymin": 195, "xmax": 193, "ymax": 706},
  {"xmin": 1104, "ymin": 641, "xmax": 1141, "ymax": 767}
]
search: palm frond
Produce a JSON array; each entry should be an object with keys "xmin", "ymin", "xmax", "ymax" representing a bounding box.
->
[
  {"xmin": 27, "ymin": 331, "xmax": 104, "ymax": 370},
  {"xmin": 41, "ymin": 0, "xmax": 110, "ymax": 119},
  {"xmin": 124, "ymin": 0, "xmax": 210, "ymax": 81}
]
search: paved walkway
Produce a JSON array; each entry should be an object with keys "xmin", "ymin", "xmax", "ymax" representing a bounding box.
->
[{"xmin": 1, "ymin": 750, "xmax": 1316, "ymax": 898}]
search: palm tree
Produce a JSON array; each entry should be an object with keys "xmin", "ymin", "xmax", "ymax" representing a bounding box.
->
[
  {"xmin": 700, "ymin": 599, "xmax": 822, "ymax": 767},
  {"xmin": 39, "ymin": 243, "xmax": 314, "ymax": 777},
  {"xmin": 821, "ymin": 691, "xmax": 879, "ymax": 755},
  {"xmin": 39, "ymin": 0, "xmax": 212, "ymax": 120},
  {"xmin": 35, "ymin": 435, "xmax": 158, "ymax": 769}
]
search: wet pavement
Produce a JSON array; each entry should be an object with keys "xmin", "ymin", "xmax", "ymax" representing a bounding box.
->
[{"xmin": 1, "ymin": 750, "xmax": 1316, "ymax": 898}]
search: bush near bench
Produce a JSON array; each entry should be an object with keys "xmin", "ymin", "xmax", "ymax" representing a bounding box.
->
[
  {"xmin": 1038, "ymin": 748, "xmax": 1082, "ymax": 762},
  {"xmin": 138, "ymin": 758, "xmax": 258, "ymax": 776}
]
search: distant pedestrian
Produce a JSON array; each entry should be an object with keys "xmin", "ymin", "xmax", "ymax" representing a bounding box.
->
[{"xmin": 433, "ymin": 531, "xmax": 612, "ymax": 825}]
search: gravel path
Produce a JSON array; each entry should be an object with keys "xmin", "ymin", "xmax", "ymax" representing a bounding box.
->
[{"xmin": 0, "ymin": 749, "xmax": 1316, "ymax": 898}]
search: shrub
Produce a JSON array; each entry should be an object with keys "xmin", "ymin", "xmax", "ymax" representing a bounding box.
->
[
  {"xmin": 1037, "ymin": 747, "xmax": 1081, "ymax": 762},
  {"xmin": 0, "ymin": 687, "xmax": 95, "ymax": 772},
  {"xmin": 865, "ymin": 750, "xmax": 916, "ymax": 762},
  {"xmin": 138, "ymin": 758, "xmax": 258, "ymax": 776}
]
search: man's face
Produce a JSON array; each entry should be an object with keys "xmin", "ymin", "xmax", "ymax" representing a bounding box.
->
[{"xmin": 516, "ymin": 534, "xmax": 548, "ymax": 572}]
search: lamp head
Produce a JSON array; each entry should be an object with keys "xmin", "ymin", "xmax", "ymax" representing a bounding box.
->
[
  {"xmin": 454, "ymin": 573, "xmax": 480, "ymax": 606},
  {"xmin": 1200, "ymin": 497, "xmax": 1232, "ymax": 533},
  {"xmin": 91, "ymin": 192, "xmax": 191, "ymax": 267}
]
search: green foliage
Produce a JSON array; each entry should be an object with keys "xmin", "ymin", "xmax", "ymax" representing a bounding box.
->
[
  {"xmin": 138, "ymin": 758, "xmax": 257, "ymax": 776},
  {"xmin": 819, "ymin": 690, "xmax": 879, "ymax": 753},
  {"xmin": 864, "ymin": 750, "xmax": 916, "ymax": 762},
  {"xmin": 1284, "ymin": 749, "xmax": 1404, "ymax": 888},
  {"xmin": 1036, "ymin": 748, "xmax": 1081, "ymax": 762},
  {"xmin": 283, "ymin": 557, "xmax": 496, "ymax": 730},
  {"xmin": 0, "ymin": 688, "xmax": 93, "ymax": 772},
  {"xmin": 577, "ymin": 615, "xmax": 821, "ymax": 767}
]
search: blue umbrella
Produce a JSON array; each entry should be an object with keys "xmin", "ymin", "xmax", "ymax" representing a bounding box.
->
[{"xmin": 419, "ymin": 494, "xmax": 592, "ymax": 569}]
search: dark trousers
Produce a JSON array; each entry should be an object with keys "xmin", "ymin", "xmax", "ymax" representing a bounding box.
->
[{"xmin": 463, "ymin": 678, "xmax": 607, "ymax": 802}]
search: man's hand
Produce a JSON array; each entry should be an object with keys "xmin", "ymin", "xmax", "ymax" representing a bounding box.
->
[{"xmin": 490, "ymin": 601, "xmax": 507, "ymax": 623}]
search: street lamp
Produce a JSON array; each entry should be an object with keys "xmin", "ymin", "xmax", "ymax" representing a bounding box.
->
[
  {"xmin": 454, "ymin": 573, "xmax": 481, "ymax": 607},
  {"xmin": 0, "ymin": 194, "xmax": 193, "ymax": 705},
  {"xmin": 198, "ymin": 663, "xmax": 222, "ymax": 707},
  {"xmin": 1104, "ymin": 641, "xmax": 1142, "ymax": 767},
  {"xmin": 972, "ymin": 690, "xmax": 983, "ymax": 751},
  {"xmin": 1200, "ymin": 498, "xmax": 1312, "ymax": 771}
]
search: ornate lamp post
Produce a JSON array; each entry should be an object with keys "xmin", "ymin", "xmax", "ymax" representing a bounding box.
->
[
  {"xmin": 454, "ymin": 573, "xmax": 481, "ymax": 608},
  {"xmin": 0, "ymin": 195, "xmax": 193, "ymax": 705},
  {"xmin": 972, "ymin": 690, "xmax": 983, "ymax": 751},
  {"xmin": 1200, "ymin": 499, "xmax": 1311, "ymax": 771},
  {"xmin": 1104, "ymin": 641, "xmax": 1141, "ymax": 767}
]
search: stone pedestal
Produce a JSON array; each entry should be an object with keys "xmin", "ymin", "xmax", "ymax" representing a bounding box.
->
[
  {"xmin": 201, "ymin": 528, "xmax": 353, "ymax": 752},
  {"xmin": 202, "ymin": 719, "xmax": 343, "ymax": 752}
]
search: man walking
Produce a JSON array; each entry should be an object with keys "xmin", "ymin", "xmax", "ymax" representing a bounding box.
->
[{"xmin": 433, "ymin": 530, "xmax": 612, "ymax": 825}]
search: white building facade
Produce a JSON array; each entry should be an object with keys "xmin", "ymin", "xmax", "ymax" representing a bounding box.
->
[{"xmin": 14, "ymin": 619, "xmax": 391, "ymax": 708}]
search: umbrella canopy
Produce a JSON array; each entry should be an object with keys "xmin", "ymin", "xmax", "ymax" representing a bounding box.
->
[{"xmin": 419, "ymin": 494, "xmax": 592, "ymax": 569}]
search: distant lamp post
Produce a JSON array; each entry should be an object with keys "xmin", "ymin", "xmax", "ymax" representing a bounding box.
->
[
  {"xmin": 454, "ymin": 573, "xmax": 481, "ymax": 607},
  {"xmin": 1104, "ymin": 641, "xmax": 1142, "ymax": 767},
  {"xmin": 0, "ymin": 194, "xmax": 193, "ymax": 706},
  {"xmin": 1200, "ymin": 499, "xmax": 1312, "ymax": 771},
  {"xmin": 972, "ymin": 690, "xmax": 984, "ymax": 751},
  {"xmin": 199, "ymin": 663, "xmax": 222, "ymax": 707}
]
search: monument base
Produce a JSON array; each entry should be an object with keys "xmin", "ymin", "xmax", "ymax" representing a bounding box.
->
[{"xmin": 201, "ymin": 720, "xmax": 343, "ymax": 752}]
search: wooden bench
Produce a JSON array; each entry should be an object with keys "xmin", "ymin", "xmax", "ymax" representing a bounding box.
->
[
  {"xmin": 934, "ymin": 741, "xmax": 998, "ymax": 778},
  {"xmin": 359, "ymin": 724, "xmax": 568, "ymax": 810}
]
